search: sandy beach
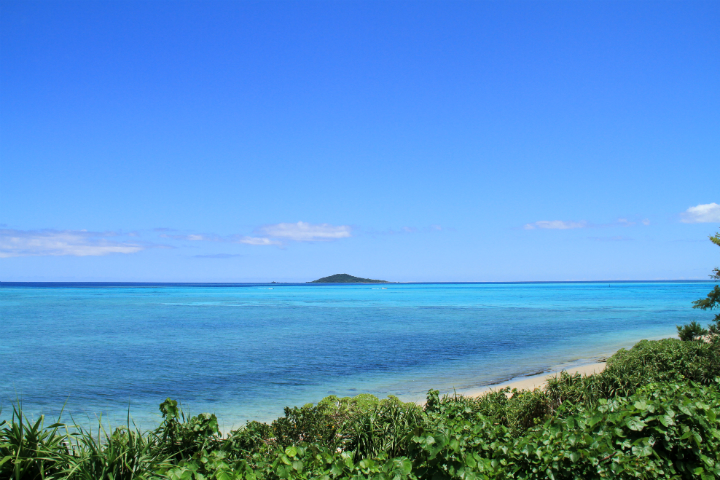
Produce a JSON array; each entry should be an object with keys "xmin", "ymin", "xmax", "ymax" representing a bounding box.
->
[
  {"xmin": 415, "ymin": 362, "xmax": 607, "ymax": 406},
  {"xmin": 463, "ymin": 362, "xmax": 607, "ymax": 398}
]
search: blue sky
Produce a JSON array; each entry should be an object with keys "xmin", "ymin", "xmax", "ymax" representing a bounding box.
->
[{"xmin": 1, "ymin": 0, "xmax": 718, "ymax": 282}]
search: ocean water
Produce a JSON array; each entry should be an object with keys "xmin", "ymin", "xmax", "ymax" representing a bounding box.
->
[{"xmin": 0, "ymin": 281, "xmax": 716, "ymax": 431}]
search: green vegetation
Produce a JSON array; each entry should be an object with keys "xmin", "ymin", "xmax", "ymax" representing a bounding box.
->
[
  {"xmin": 678, "ymin": 321, "xmax": 709, "ymax": 342},
  {"xmin": 309, "ymin": 274, "xmax": 389, "ymax": 284},
  {"xmin": 678, "ymin": 231, "xmax": 720, "ymax": 339},
  {"xmin": 3, "ymin": 338, "xmax": 720, "ymax": 479}
]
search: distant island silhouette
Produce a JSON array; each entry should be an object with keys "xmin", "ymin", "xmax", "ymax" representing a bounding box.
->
[{"xmin": 309, "ymin": 274, "xmax": 389, "ymax": 284}]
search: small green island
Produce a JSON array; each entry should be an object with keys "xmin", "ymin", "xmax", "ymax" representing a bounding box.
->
[{"xmin": 309, "ymin": 273, "xmax": 389, "ymax": 284}]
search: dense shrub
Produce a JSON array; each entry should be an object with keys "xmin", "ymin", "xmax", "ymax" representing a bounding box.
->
[
  {"xmin": 155, "ymin": 398, "xmax": 221, "ymax": 460},
  {"xmin": 607, "ymin": 338, "xmax": 720, "ymax": 385},
  {"xmin": 223, "ymin": 421, "xmax": 274, "ymax": 457},
  {"xmin": 545, "ymin": 338, "xmax": 720, "ymax": 411},
  {"xmin": 409, "ymin": 380, "xmax": 720, "ymax": 479}
]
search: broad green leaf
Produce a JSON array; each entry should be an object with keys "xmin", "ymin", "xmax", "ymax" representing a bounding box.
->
[
  {"xmin": 658, "ymin": 415, "xmax": 674, "ymax": 427},
  {"xmin": 626, "ymin": 417, "xmax": 646, "ymax": 431}
]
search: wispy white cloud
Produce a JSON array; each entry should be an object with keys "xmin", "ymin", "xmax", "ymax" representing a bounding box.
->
[
  {"xmin": 152, "ymin": 222, "xmax": 351, "ymax": 247},
  {"xmin": 234, "ymin": 236, "xmax": 282, "ymax": 246},
  {"xmin": 258, "ymin": 221, "xmax": 351, "ymax": 242},
  {"xmin": 524, "ymin": 220, "xmax": 587, "ymax": 230},
  {"xmin": 524, "ymin": 217, "xmax": 652, "ymax": 230},
  {"xmin": 0, "ymin": 229, "xmax": 145, "ymax": 258},
  {"xmin": 681, "ymin": 203, "xmax": 720, "ymax": 223},
  {"xmin": 615, "ymin": 218, "xmax": 652, "ymax": 227},
  {"xmin": 160, "ymin": 233, "xmax": 213, "ymax": 241}
]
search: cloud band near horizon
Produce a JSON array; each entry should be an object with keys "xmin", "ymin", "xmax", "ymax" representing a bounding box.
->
[
  {"xmin": 0, "ymin": 229, "xmax": 145, "ymax": 258},
  {"xmin": 0, "ymin": 221, "xmax": 353, "ymax": 257}
]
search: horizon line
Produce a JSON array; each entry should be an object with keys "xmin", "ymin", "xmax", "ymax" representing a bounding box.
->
[{"xmin": 0, "ymin": 279, "xmax": 714, "ymax": 287}]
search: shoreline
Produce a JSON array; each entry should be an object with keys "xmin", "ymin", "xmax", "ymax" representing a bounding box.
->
[
  {"xmin": 464, "ymin": 361, "xmax": 606, "ymax": 397},
  {"xmin": 415, "ymin": 362, "xmax": 607, "ymax": 407},
  {"xmin": 429, "ymin": 333, "xmax": 679, "ymax": 402}
]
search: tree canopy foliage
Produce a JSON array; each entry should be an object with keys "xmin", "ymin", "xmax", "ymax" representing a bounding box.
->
[
  {"xmin": 708, "ymin": 233, "xmax": 720, "ymax": 281},
  {"xmin": 679, "ymin": 231, "xmax": 720, "ymax": 339},
  {"xmin": 692, "ymin": 232, "xmax": 720, "ymax": 333}
]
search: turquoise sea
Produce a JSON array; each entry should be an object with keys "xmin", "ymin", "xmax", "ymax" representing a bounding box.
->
[{"xmin": 0, "ymin": 281, "xmax": 715, "ymax": 430}]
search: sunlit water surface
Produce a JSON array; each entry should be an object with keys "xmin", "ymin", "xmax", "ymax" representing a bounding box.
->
[{"xmin": 1, "ymin": 282, "xmax": 715, "ymax": 430}]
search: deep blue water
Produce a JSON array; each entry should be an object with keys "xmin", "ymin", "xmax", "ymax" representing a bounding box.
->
[{"xmin": 0, "ymin": 281, "xmax": 715, "ymax": 430}]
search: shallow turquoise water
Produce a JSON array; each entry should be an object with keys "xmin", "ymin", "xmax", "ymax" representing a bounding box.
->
[{"xmin": 0, "ymin": 282, "xmax": 715, "ymax": 430}]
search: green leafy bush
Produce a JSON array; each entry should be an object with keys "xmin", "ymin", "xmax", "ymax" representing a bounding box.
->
[
  {"xmin": 406, "ymin": 380, "xmax": 720, "ymax": 480},
  {"xmin": 155, "ymin": 398, "xmax": 221, "ymax": 460},
  {"xmin": 512, "ymin": 380, "xmax": 720, "ymax": 479},
  {"xmin": 546, "ymin": 338, "xmax": 720, "ymax": 410},
  {"xmin": 223, "ymin": 421, "xmax": 273, "ymax": 457}
]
